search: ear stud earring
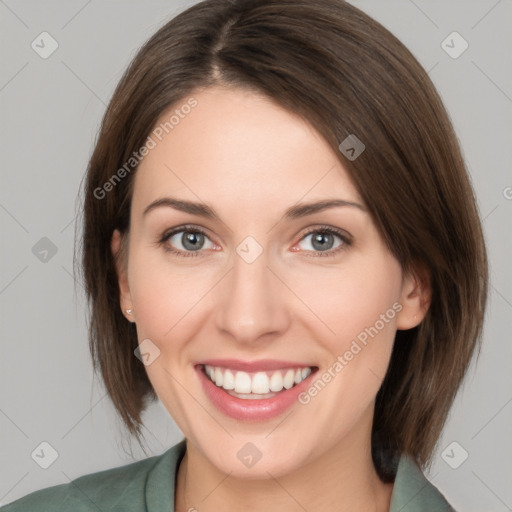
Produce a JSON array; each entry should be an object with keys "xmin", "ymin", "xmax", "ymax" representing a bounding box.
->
[{"xmin": 126, "ymin": 309, "xmax": 132, "ymax": 315}]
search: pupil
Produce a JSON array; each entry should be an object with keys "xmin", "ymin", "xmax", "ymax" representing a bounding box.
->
[
  {"xmin": 312, "ymin": 232, "xmax": 333, "ymax": 251},
  {"xmin": 183, "ymin": 232, "xmax": 203, "ymax": 251}
]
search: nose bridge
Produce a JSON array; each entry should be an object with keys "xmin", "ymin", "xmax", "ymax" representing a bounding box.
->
[{"xmin": 214, "ymin": 244, "xmax": 290, "ymax": 343}]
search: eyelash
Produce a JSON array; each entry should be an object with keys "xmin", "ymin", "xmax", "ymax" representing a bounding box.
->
[{"xmin": 158, "ymin": 224, "xmax": 352, "ymax": 258}]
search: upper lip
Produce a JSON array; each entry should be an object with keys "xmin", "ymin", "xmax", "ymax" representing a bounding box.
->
[{"xmin": 197, "ymin": 359, "xmax": 316, "ymax": 372}]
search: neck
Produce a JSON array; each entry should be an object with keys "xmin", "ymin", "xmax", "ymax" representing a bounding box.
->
[{"xmin": 175, "ymin": 418, "xmax": 393, "ymax": 512}]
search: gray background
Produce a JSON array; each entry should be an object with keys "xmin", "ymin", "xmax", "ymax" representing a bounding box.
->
[{"xmin": 1, "ymin": 0, "xmax": 511, "ymax": 510}]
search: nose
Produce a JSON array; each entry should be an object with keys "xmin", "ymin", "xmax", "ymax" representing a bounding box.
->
[{"xmin": 214, "ymin": 249, "xmax": 291, "ymax": 346}]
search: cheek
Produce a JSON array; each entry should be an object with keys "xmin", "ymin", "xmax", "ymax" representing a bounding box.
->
[
  {"xmin": 292, "ymin": 252, "xmax": 403, "ymax": 348},
  {"xmin": 126, "ymin": 250, "xmax": 206, "ymax": 420},
  {"xmin": 127, "ymin": 248, "xmax": 219, "ymax": 357},
  {"xmin": 295, "ymin": 256, "xmax": 402, "ymax": 423}
]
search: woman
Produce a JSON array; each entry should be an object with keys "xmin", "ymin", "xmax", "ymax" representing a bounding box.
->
[{"xmin": 1, "ymin": 0, "xmax": 488, "ymax": 510}]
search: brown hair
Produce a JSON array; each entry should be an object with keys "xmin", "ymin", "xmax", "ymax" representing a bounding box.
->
[{"xmin": 76, "ymin": 0, "xmax": 488, "ymax": 480}]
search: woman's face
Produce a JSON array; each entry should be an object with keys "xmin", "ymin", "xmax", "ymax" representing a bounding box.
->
[{"xmin": 112, "ymin": 85, "xmax": 426, "ymax": 478}]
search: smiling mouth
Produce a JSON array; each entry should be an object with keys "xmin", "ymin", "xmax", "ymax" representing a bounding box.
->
[{"xmin": 199, "ymin": 364, "xmax": 318, "ymax": 399}]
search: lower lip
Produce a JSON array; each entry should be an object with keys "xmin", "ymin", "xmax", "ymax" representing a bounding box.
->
[{"xmin": 195, "ymin": 365, "xmax": 317, "ymax": 421}]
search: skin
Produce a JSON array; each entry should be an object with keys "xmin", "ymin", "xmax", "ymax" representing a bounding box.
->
[{"xmin": 111, "ymin": 85, "xmax": 431, "ymax": 512}]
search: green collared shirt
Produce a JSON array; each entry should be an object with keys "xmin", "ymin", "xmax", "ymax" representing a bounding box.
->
[{"xmin": 1, "ymin": 439, "xmax": 455, "ymax": 511}]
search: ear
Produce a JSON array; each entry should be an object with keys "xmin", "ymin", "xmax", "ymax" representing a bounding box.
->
[
  {"xmin": 111, "ymin": 229, "xmax": 134, "ymax": 322},
  {"xmin": 395, "ymin": 263, "xmax": 432, "ymax": 330}
]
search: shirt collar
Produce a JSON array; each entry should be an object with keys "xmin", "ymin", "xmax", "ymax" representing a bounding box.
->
[
  {"xmin": 145, "ymin": 440, "xmax": 454, "ymax": 511},
  {"xmin": 145, "ymin": 439, "xmax": 186, "ymax": 512},
  {"xmin": 389, "ymin": 455, "xmax": 455, "ymax": 511}
]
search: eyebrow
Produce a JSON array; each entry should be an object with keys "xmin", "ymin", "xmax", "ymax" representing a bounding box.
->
[{"xmin": 142, "ymin": 197, "xmax": 367, "ymax": 220}]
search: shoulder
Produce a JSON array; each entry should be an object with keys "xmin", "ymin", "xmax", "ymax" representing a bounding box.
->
[
  {"xmin": 390, "ymin": 455, "xmax": 457, "ymax": 512},
  {"xmin": 0, "ymin": 440, "xmax": 186, "ymax": 512},
  {"xmin": 0, "ymin": 456, "xmax": 160, "ymax": 512}
]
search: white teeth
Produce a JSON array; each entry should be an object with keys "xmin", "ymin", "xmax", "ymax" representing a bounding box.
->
[
  {"xmin": 227, "ymin": 390, "xmax": 276, "ymax": 399},
  {"xmin": 269, "ymin": 371, "xmax": 284, "ymax": 392},
  {"xmin": 214, "ymin": 367, "xmax": 223, "ymax": 387},
  {"xmin": 251, "ymin": 372, "xmax": 270, "ymax": 394},
  {"xmin": 223, "ymin": 369, "xmax": 235, "ymax": 390},
  {"xmin": 234, "ymin": 371, "xmax": 252, "ymax": 393},
  {"xmin": 283, "ymin": 369, "xmax": 295, "ymax": 389},
  {"xmin": 301, "ymin": 367, "xmax": 311, "ymax": 380},
  {"xmin": 203, "ymin": 364, "xmax": 314, "ymax": 397}
]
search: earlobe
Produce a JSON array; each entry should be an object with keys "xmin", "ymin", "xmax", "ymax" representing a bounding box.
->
[
  {"xmin": 396, "ymin": 265, "xmax": 432, "ymax": 330},
  {"xmin": 111, "ymin": 229, "xmax": 134, "ymax": 322}
]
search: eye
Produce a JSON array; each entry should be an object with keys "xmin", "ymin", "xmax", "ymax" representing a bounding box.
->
[
  {"xmin": 158, "ymin": 224, "xmax": 352, "ymax": 258},
  {"xmin": 159, "ymin": 225, "xmax": 217, "ymax": 257},
  {"xmin": 293, "ymin": 226, "xmax": 352, "ymax": 257}
]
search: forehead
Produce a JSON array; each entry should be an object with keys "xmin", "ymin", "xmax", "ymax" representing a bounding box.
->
[{"xmin": 132, "ymin": 86, "xmax": 362, "ymax": 216}]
